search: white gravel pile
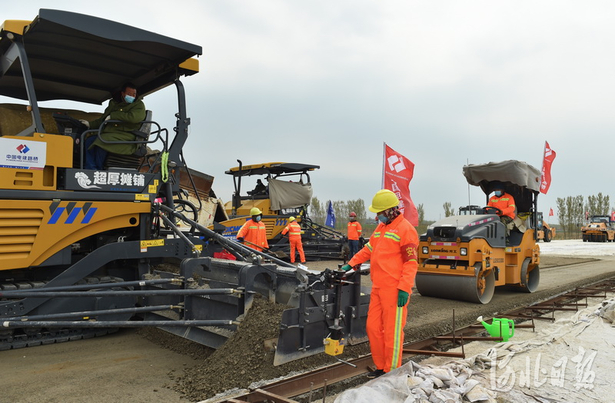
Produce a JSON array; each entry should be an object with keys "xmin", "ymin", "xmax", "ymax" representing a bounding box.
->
[{"xmin": 539, "ymin": 239, "xmax": 615, "ymax": 256}]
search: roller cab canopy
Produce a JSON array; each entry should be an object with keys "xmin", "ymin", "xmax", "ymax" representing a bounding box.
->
[
  {"xmin": 0, "ymin": 8, "xmax": 202, "ymax": 104},
  {"xmin": 226, "ymin": 162, "xmax": 320, "ymax": 178},
  {"xmin": 463, "ymin": 160, "xmax": 541, "ymax": 213},
  {"xmin": 463, "ymin": 160, "xmax": 541, "ymax": 194}
]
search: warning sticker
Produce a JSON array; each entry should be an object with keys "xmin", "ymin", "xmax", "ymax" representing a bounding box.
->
[{"xmin": 140, "ymin": 239, "xmax": 165, "ymax": 252}]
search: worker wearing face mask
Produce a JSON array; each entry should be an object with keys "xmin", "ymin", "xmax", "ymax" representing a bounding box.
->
[
  {"xmin": 487, "ymin": 183, "xmax": 516, "ymax": 230},
  {"xmin": 237, "ymin": 207, "xmax": 269, "ymax": 252},
  {"xmin": 81, "ymin": 82, "xmax": 147, "ymax": 169},
  {"xmin": 340, "ymin": 189, "xmax": 418, "ymax": 379}
]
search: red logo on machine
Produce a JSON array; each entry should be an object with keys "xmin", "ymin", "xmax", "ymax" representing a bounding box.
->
[{"xmin": 16, "ymin": 144, "xmax": 31, "ymax": 154}]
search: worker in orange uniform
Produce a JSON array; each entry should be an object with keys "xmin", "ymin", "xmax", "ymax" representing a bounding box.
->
[
  {"xmin": 237, "ymin": 207, "xmax": 269, "ymax": 252},
  {"xmin": 487, "ymin": 182, "xmax": 516, "ymax": 235},
  {"xmin": 281, "ymin": 216, "xmax": 305, "ymax": 264},
  {"xmin": 341, "ymin": 189, "xmax": 418, "ymax": 379},
  {"xmin": 347, "ymin": 212, "xmax": 362, "ymax": 259}
]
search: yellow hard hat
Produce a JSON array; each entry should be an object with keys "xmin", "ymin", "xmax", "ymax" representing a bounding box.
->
[
  {"xmin": 368, "ymin": 189, "xmax": 399, "ymax": 213},
  {"xmin": 289, "ymin": 216, "xmax": 296, "ymax": 222},
  {"xmin": 250, "ymin": 207, "xmax": 262, "ymax": 216}
]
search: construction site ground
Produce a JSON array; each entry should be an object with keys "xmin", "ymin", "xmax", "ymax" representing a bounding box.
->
[{"xmin": 3, "ymin": 240, "xmax": 615, "ymax": 403}]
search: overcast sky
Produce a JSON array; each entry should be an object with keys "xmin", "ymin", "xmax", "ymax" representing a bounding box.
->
[{"xmin": 4, "ymin": 1, "xmax": 615, "ymax": 222}]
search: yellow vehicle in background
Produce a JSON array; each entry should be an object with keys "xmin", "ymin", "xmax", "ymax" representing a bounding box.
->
[
  {"xmin": 213, "ymin": 161, "xmax": 347, "ymax": 260},
  {"xmin": 582, "ymin": 215, "xmax": 615, "ymax": 242},
  {"xmin": 536, "ymin": 212, "xmax": 556, "ymax": 242},
  {"xmin": 416, "ymin": 160, "xmax": 541, "ymax": 304}
]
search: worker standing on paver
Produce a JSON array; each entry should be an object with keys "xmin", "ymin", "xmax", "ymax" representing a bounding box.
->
[
  {"xmin": 281, "ymin": 216, "xmax": 305, "ymax": 264},
  {"xmin": 341, "ymin": 189, "xmax": 419, "ymax": 379},
  {"xmin": 237, "ymin": 207, "xmax": 269, "ymax": 252},
  {"xmin": 347, "ymin": 212, "xmax": 362, "ymax": 259}
]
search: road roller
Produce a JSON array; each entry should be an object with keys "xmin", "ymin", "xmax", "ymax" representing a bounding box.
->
[{"xmin": 416, "ymin": 160, "xmax": 541, "ymax": 304}]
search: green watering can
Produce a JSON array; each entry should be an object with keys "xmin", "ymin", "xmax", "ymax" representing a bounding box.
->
[{"xmin": 477, "ymin": 316, "xmax": 515, "ymax": 342}]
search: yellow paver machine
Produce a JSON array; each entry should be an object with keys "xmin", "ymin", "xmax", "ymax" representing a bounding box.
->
[{"xmin": 0, "ymin": 9, "xmax": 369, "ymax": 365}]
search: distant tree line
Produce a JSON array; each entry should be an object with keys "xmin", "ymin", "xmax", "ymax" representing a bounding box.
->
[
  {"xmin": 310, "ymin": 197, "xmax": 432, "ymax": 236},
  {"xmin": 309, "ymin": 197, "xmax": 367, "ymax": 231}
]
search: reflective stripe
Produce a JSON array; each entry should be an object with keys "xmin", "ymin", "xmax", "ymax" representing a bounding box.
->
[
  {"xmin": 366, "ymin": 242, "xmax": 373, "ymax": 251},
  {"xmin": 391, "ymin": 306, "xmax": 404, "ymax": 370},
  {"xmin": 383, "ymin": 232, "xmax": 401, "ymax": 242},
  {"xmin": 373, "ymin": 232, "xmax": 381, "ymax": 238}
]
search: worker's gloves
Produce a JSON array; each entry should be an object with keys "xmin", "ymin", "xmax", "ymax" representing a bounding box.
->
[
  {"xmin": 237, "ymin": 237, "xmax": 244, "ymax": 242},
  {"xmin": 105, "ymin": 115, "xmax": 111, "ymax": 121},
  {"xmin": 79, "ymin": 119, "xmax": 90, "ymax": 128},
  {"xmin": 341, "ymin": 264, "xmax": 352, "ymax": 271},
  {"xmin": 397, "ymin": 290, "xmax": 409, "ymax": 307}
]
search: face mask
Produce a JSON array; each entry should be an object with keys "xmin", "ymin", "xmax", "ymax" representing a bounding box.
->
[
  {"xmin": 254, "ymin": 216, "xmax": 261, "ymax": 222},
  {"xmin": 124, "ymin": 95, "xmax": 135, "ymax": 104},
  {"xmin": 377, "ymin": 214, "xmax": 388, "ymax": 224},
  {"xmin": 494, "ymin": 190, "xmax": 503, "ymax": 197}
]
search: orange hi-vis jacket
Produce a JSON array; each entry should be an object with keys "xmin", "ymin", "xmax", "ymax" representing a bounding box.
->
[
  {"xmin": 282, "ymin": 221, "xmax": 302, "ymax": 240},
  {"xmin": 237, "ymin": 219, "xmax": 269, "ymax": 251},
  {"xmin": 282, "ymin": 221, "xmax": 305, "ymax": 263},
  {"xmin": 348, "ymin": 214, "xmax": 418, "ymax": 293},
  {"xmin": 488, "ymin": 192, "xmax": 516, "ymax": 219},
  {"xmin": 347, "ymin": 221, "xmax": 362, "ymax": 241},
  {"xmin": 347, "ymin": 213, "xmax": 419, "ymax": 373}
]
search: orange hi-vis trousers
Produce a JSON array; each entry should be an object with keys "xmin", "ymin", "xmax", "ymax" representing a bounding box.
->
[
  {"xmin": 289, "ymin": 238, "xmax": 305, "ymax": 263},
  {"xmin": 367, "ymin": 286, "xmax": 408, "ymax": 373}
]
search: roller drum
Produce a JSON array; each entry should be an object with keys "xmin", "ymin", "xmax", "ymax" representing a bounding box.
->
[{"xmin": 415, "ymin": 265, "xmax": 495, "ymax": 304}]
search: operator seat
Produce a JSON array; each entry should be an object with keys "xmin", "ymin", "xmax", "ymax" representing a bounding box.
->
[{"xmin": 104, "ymin": 110, "xmax": 153, "ymax": 169}]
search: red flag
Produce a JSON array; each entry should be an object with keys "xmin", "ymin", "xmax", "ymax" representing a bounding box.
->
[
  {"xmin": 540, "ymin": 141, "xmax": 556, "ymax": 194},
  {"xmin": 611, "ymin": 211, "xmax": 615, "ymax": 222},
  {"xmin": 383, "ymin": 143, "xmax": 418, "ymax": 226},
  {"xmin": 549, "ymin": 208, "xmax": 554, "ymax": 217}
]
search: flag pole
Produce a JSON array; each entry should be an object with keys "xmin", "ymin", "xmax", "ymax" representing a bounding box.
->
[
  {"xmin": 467, "ymin": 158, "xmax": 471, "ymax": 207},
  {"xmin": 381, "ymin": 142, "xmax": 386, "ymax": 188},
  {"xmin": 540, "ymin": 141, "xmax": 547, "ymax": 176}
]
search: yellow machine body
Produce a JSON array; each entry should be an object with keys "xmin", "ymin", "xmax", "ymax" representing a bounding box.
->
[
  {"xmin": 417, "ymin": 229, "xmax": 540, "ymax": 302},
  {"xmin": 0, "ymin": 197, "xmax": 149, "ymax": 271}
]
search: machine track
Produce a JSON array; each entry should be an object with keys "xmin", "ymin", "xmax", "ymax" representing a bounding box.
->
[
  {"xmin": 0, "ymin": 276, "xmax": 127, "ymax": 351},
  {"xmin": 0, "ymin": 327, "xmax": 118, "ymax": 351}
]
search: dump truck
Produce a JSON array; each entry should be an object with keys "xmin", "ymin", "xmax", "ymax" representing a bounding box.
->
[
  {"xmin": 0, "ymin": 9, "xmax": 369, "ymax": 365},
  {"xmin": 581, "ymin": 215, "xmax": 615, "ymax": 242},
  {"xmin": 536, "ymin": 212, "xmax": 556, "ymax": 242},
  {"xmin": 416, "ymin": 160, "xmax": 541, "ymax": 304},
  {"xmin": 213, "ymin": 161, "xmax": 348, "ymax": 261}
]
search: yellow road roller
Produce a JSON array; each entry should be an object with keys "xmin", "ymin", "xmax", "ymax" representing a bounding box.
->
[{"xmin": 416, "ymin": 160, "xmax": 541, "ymax": 304}]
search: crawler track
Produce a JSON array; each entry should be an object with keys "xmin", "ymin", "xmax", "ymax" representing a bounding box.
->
[{"xmin": 0, "ymin": 276, "xmax": 125, "ymax": 350}]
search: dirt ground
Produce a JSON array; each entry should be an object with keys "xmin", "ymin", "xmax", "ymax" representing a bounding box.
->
[{"xmin": 2, "ymin": 254, "xmax": 613, "ymax": 403}]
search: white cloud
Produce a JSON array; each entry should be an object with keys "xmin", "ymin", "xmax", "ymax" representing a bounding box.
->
[{"xmin": 3, "ymin": 1, "xmax": 615, "ymax": 221}]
